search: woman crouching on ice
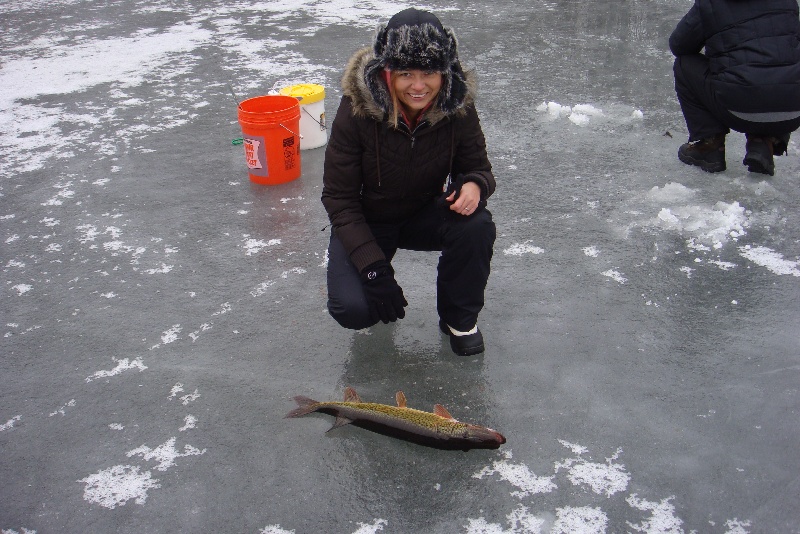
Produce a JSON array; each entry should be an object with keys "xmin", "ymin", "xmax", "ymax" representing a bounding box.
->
[{"xmin": 321, "ymin": 8, "xmax": 496, "ymax": 356}]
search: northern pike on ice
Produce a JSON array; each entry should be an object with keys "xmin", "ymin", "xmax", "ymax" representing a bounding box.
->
[{"xmin": 285, "ymin": 386, "xmax": 506, "ymax": 450}]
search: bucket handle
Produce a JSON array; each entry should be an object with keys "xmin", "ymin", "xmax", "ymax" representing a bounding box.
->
[
  {"xmin": 302, "ymin": 107, "xmax": 327, "ymax": 130},
  {"xmin": 279, "ymin": 123, "xmax": 304, "ymax": 139}
]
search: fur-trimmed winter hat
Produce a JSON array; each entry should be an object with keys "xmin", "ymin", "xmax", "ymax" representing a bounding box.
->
[{"xmin": 364, "ymin": 8, "xmax": 469, "ymax": 115}]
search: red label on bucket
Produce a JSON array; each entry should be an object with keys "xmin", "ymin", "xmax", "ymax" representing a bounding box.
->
[
  {"xmin": 282, "ymin": 136, "xmax": 297, "ymax": 171},
  {"xmin": 244, "ymin": 136, "xmax": 269, "ymax": 177}
]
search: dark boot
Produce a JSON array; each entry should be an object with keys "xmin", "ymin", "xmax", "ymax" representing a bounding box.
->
[
  {"xmin": 678, "ymin": 134, "xmax": 726, "ymax": 172},
  {"xmin": 439, "ymin": 320, "xmax": 484, "ymax": 356},
  {"xmin": 743, "ymin": 135, "xmax": 775, "ymax": 176},
  {"xmin": 771, "ymin": 133, "xmax": 790, "ymax": 156}
]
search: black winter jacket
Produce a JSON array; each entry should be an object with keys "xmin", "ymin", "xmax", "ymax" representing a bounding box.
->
[
  {"xmin": 669, "ymin": 0, "xmax": 800, "ymax": 114},
  {"xmin": 321, "ymin": 47, "xmax": 495, "ymax": 272}
]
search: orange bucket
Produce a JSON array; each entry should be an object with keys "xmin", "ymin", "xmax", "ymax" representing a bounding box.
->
[{"xmin": 237, "ymin": 95, "xmax": 301, "ymax": 185}]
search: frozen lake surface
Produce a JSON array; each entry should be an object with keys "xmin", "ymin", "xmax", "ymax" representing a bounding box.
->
[{"xmin": 2, "ymin": 1, "xmax": 799, "ymax": 533}]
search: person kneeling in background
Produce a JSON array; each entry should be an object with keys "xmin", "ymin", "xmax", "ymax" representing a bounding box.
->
[
  {"xmin": 321, "ymin": 8, "xmax": 496, "ymax": 356},
  {"xmin": 669, "ymin": 0, "xmax": 800, "ymax": 176}
]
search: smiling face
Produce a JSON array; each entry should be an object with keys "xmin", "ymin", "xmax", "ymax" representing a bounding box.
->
[{"xmin": 391, "ymin": 69, "xmax": 443, "ymax": 122}]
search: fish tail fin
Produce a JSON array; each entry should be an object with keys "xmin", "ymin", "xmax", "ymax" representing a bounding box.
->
[{"xmin": 284, "ymin": 395, "xmax": 319, "ymax": 418}]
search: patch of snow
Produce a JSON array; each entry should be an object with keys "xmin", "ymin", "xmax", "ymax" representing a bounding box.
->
[
  {"xmin": 626, "ymin": 495, "xmax": 684, "ymax": 534},
  {"xmin": 473, "ymin": 458, "xmax": 557, "ymax": 498},
  {"xmin": 582, "ymin": 246, "xmax": 600, "ymax": 258},
  {"xmin": 551, "ymin": 506, "xmax": 607, "ymax": 534},
  {"xmin": 555, "ymin": 448, "xmax": 630, "ymax": 497},
  {"xmin": 738, "ymin": 245, "xmax": 800, "ymax": 276},
  {"xmin": 179, "ymin": 415, "xmax": 197, "ymax": 432},
  {"xmin": 86, "ymin": 357, "xmax": 147, "ymax": 382},
  {"xmin": 351, "ymin": 519, "xmax": 388, "ymax": 534},
  {"xmin": 0, "ymin": 415, "xmax": 22, "ymax": 432},
  {"xmin": 79, "ymin": 465, "xmax": 160, "ymax": 509},
  {"xmin": 602, "ymin": 270, "xmax": 626, "ymax": 284},
  {"xmin": 504, "ymin": 242, "xmax": 545, "ymax": 256},
  {"xmin": 127, "ymin": 437, "xmax": 206, "ymax": 471}
]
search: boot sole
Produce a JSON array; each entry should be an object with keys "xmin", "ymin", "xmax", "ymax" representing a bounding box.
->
[
  {"xmin": 678, "ymin": 151, "xmax": 726, "ymax": 173},
  {"xmin": 743, "ymin": 155, "xmax": 775, "ymax": 176}
]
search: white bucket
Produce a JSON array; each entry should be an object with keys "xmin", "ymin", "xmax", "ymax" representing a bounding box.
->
[{"xmin": 278, "ymin": 84, "xmax": 327, "ymax": 150}]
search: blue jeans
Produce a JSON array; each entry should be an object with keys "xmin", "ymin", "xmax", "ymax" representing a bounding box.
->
[{"xmin": 326, "ymin": 199, "xmax": 495, "ymax": 331}]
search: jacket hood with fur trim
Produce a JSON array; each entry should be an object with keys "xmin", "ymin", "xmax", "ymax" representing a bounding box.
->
[{"xmin": 341, "ymin": 46, "xmax": 477, "ymax": 126}]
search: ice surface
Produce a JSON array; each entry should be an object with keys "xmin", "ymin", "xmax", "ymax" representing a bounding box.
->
[{"xmin": 2, "ymin": 1, "xmax": 799, "ymax": 533}]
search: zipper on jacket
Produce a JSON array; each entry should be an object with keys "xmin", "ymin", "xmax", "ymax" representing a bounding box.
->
[{"xmin": 401, "ymin": 118, "xmax": 426, "ymax": 148}]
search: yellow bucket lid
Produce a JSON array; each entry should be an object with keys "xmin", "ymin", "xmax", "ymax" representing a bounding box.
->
[{"xmin": 279, "ymin": 83, "xmax": 325, "ymax": 105}]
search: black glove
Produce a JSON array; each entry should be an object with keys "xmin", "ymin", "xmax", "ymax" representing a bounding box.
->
[{"xmin": 360, "ymin": 260, "xmax": 408, "ymax": 324}]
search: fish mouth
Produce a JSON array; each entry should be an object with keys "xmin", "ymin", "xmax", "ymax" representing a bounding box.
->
[{"xmin": 486, "ymin": 431, "xmax": 507, "ymax": 446}]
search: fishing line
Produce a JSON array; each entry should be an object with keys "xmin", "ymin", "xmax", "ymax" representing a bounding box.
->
[{"xmin": 227, "ymin": 83, "xmax": 244, "ymax": 111}]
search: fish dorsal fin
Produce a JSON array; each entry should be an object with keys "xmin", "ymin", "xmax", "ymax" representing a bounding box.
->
[
  {"xmin": 395, "ymin": 391, "xmax": 407, "ymax": 408},
  {"xmin": 434, "ymin": 404, "xmax": 457, "ymax": 420},
  {"xmin": 343, "ymin": 386, "xmax": 361, "ymax": 403}
]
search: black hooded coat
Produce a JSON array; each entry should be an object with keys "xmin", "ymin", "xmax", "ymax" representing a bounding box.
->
[
  {"xmin": 669, "ymin": 0, "xmax": 800, "ymax": 114},
  {"xmin": 321, "ymin": 12, "xmax": 495, "ymax": 273}
]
